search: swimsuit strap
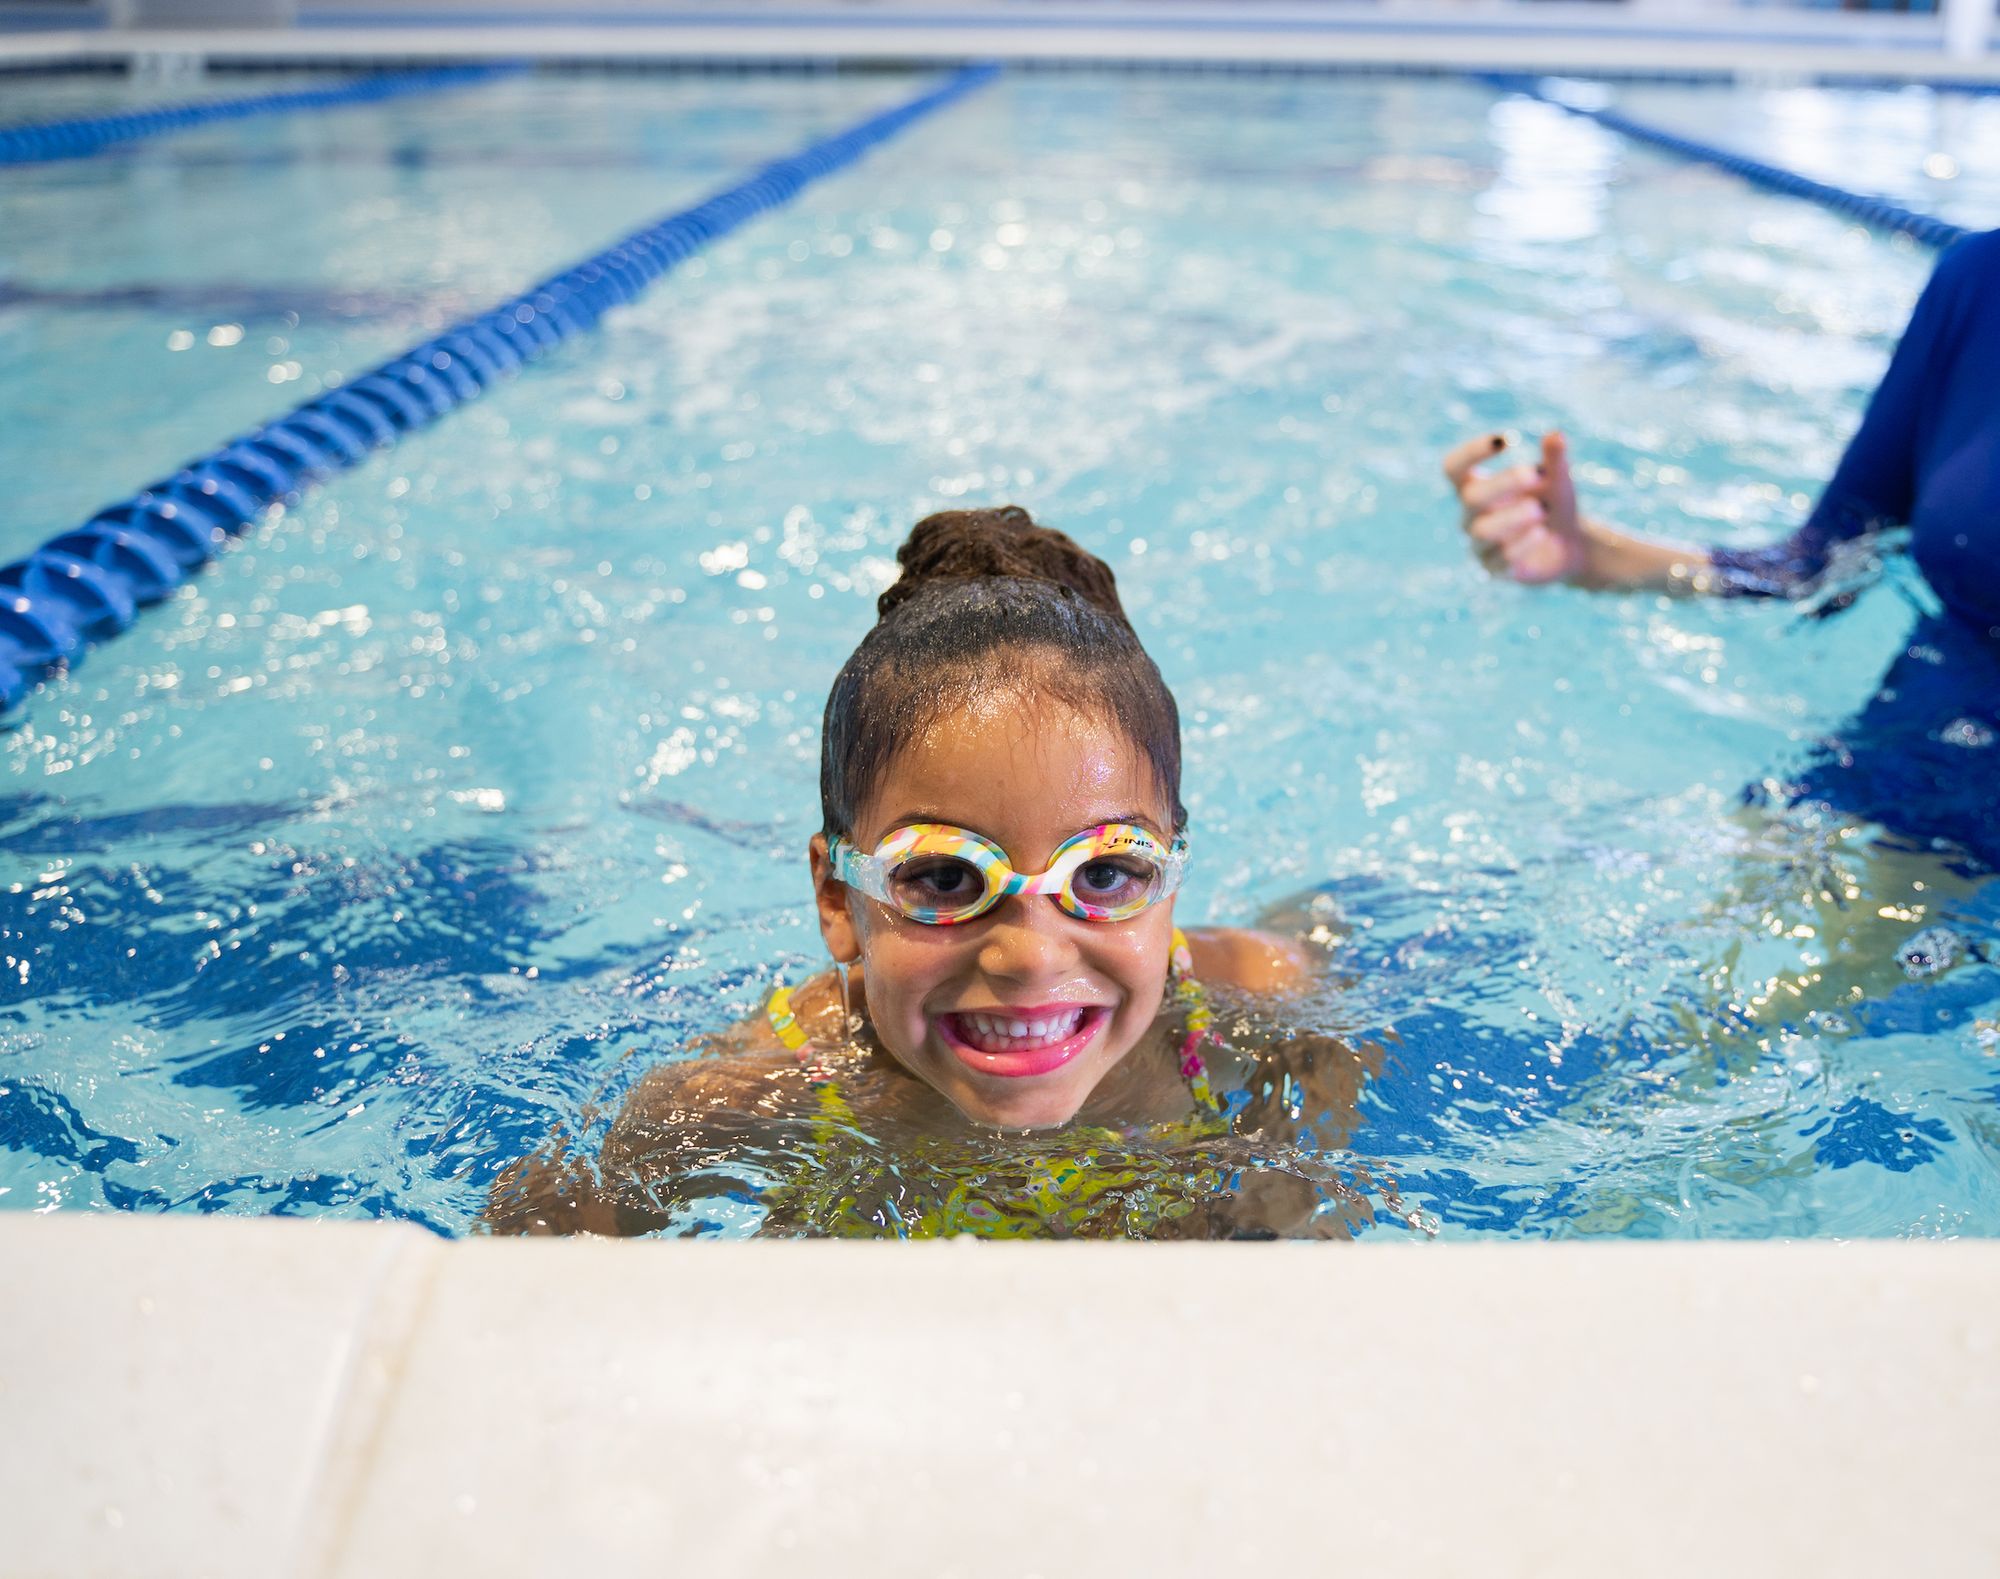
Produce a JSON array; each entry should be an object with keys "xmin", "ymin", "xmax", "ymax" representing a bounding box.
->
[
  {"xmin": 765, "ymin": 927, "xmax": 1222, "ymax": 1114},
  {"xmin": 1169, "ymin": 927, "xmax": 1222, "ymax": 1115},
  {"xmin": 767, "ymin": 982, "xmax": 812, "ymax": 1055}
]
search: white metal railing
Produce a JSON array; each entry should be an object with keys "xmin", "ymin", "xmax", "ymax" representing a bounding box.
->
[{"xmin": 13, "ymin": 0, "xmax": 1988, "ymax": 62}]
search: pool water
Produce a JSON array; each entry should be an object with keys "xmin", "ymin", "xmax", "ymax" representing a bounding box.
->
[
  {"xmin": 5, "ymin": 66, "xmax": 1996, "ymax": 1238},
  {"xmin": 1616, "ymin": 78, "xmax": 2000, "ymax": 231}
]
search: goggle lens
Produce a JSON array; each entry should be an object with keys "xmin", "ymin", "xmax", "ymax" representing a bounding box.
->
[
  {"xmin": 1059, "ymin": 849, "xmax": 1165, "ymax": 921},
  {"xmin": 886, "ymin": 852, "xmax": 1000, "ymax": 921}
]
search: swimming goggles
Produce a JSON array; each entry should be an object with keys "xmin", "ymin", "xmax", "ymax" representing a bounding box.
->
[{"xmin": 829, "ymin": 822, "xmax": 1189, "ymax": 926}]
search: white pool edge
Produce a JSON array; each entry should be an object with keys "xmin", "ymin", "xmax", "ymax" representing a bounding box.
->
[{"xmin": 3, "ymin": 1212, "xmax": 1997, "ymax": 1576}]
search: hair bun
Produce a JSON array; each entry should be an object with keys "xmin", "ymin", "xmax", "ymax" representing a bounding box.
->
[{"xmin": 878, "ymin": 506, "xmax": 1130, "ymax": 626}]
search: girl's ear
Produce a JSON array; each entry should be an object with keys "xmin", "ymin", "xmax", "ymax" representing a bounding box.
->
[{"xmin": 809, "ymin": 834, "xmax": 861, "ymax": 964}]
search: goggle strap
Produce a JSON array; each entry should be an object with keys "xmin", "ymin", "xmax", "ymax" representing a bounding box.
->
[{"xmin": 831, "ymin": 839, "xmax": 890, "ymax": 904}]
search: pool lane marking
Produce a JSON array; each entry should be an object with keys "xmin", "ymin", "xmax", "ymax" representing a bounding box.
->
[
  {"xmin": 0, "ymin": 62, "xmax": 1000, "ymax": 714},
  {"xmin": 1483, "ymin": 75, "xmax": 1970, "ymax": 251},
  {"xmin": 0, "ymin": 63, "xmax": 526, "ymax": 166}
]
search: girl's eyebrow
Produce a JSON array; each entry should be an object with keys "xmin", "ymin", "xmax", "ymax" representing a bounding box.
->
[
  {"xmin": 882, "ymin": 811, "xmax": 987, "ymax": 839},
  {"xmin": 883, "ymin": 810, "xmax": 1167, "ymax": 839}
]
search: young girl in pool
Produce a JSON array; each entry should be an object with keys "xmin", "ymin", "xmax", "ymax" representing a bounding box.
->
[{"xmin": 489, "ymin": 507, "xmax": 1380, "ymax": 1239}]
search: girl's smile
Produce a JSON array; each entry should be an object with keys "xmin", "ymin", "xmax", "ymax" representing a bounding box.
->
[{"xmin": 934, "ymin": 1002, "xmax": 1111, "ymax": 1077}]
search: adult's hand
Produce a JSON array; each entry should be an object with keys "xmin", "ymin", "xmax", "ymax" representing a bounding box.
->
[{"xmin": 1442, "ymin": 430, "xmax": 1589, "ymax": 586}]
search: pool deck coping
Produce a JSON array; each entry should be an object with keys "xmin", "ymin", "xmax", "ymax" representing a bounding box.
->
[
  {"xmin": 3, "ymin": 11, "xmax": 1999, "ymax": 85},
  {"xmin": 3, "ymin": 1212, "xmax": 1998, "ymax": 1576}
]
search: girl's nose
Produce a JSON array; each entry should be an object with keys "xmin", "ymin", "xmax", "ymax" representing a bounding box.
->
[{"xmin": 975, "ymin": 895, "xmax": 1081, "ymax": 985}]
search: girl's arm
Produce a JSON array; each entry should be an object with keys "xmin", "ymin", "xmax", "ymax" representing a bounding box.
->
[
  {"xmin": 484, "ymin": 1011, "xmax": 804, "ymax": 1237},
  {"xmin": 483, "ymin": 1133, "xmax": 627, "ymax": 1236}
]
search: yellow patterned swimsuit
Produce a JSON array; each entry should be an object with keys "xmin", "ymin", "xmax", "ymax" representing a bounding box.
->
[{"xmin": 759, "ymin": 929, "xmax": 1233, "ymax": 1239}]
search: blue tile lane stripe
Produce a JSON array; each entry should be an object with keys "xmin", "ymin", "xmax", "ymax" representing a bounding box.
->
[
  {"xmin": 0, "ymin": 62, "xmax": 525, "ymax": 166},
  {"xmin": 1483, "ymin": 74, "xmax": 1971, "ymax": 251},
  {"xmin": 0, "ymin": 62, "xmax": 1000, "ymax": 713}
]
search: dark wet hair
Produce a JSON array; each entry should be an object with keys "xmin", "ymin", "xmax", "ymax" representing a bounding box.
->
[{"xmin": 820, "ymin": 506, "xmax": 1185, "ymax": 838}]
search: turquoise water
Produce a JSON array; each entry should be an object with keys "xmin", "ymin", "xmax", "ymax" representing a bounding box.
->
[
  {"xmin": 1616, "ymin": 78, "xmax": 2000, "ymax": 230},
  {"xmin": 4, "ymin": 67, "xmax": 1995, "ymax": 1237}
]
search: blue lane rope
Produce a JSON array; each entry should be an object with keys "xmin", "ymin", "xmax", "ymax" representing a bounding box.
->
[
  {"xmin": 0, "ymin": 62, "xmax": 526, "ymax": 166},
  {"xmin": 1483, "ymin": 75, "xmax": 1971, "ymax": 252},
  {"xmin": 0, "ymin": 63, "xmax": 999, "ymax": 714}
]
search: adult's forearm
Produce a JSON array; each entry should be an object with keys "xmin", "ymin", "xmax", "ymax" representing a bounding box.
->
[{"xmin": 1572, "ymin": 517, "xmax": 1715, "ymax": 594}]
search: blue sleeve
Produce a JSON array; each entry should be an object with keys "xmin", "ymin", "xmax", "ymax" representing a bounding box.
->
[{"xmin": 1708, "ymin": 238, "xmax": 1976, "ymax": 599}]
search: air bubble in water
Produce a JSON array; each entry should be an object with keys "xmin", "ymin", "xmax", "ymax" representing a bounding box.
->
[{"xmin": 1899, "ymin": 926, "xmax": 1964, "ymax": 980}]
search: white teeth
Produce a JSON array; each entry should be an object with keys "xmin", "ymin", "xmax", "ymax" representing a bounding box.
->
[{"xmin": 955, "ymin": 1009, "xmax": 1088, "ymax": 1048}]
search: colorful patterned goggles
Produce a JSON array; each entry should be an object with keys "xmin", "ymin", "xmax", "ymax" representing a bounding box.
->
[{"xmin": 830, "ymin": 822, "xmax": 1189, "ymax": 925}]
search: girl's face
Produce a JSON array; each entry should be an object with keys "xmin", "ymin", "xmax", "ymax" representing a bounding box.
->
[{"xmin": 810, "ymin": 691, "xmax": 1178, "ymax": 1129}]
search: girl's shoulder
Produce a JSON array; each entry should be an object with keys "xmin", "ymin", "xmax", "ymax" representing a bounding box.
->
[
  {"xmin": 615, "ymin": 1043, "xmax": 803, "ymax": 1119},
  {"xmin": 605, "ymin": 969, "xmax": 857, "ymax": 1149},
  {"xmin": 1181, "ymin": 924, "xmax": 1312, "ymax": 994}
]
